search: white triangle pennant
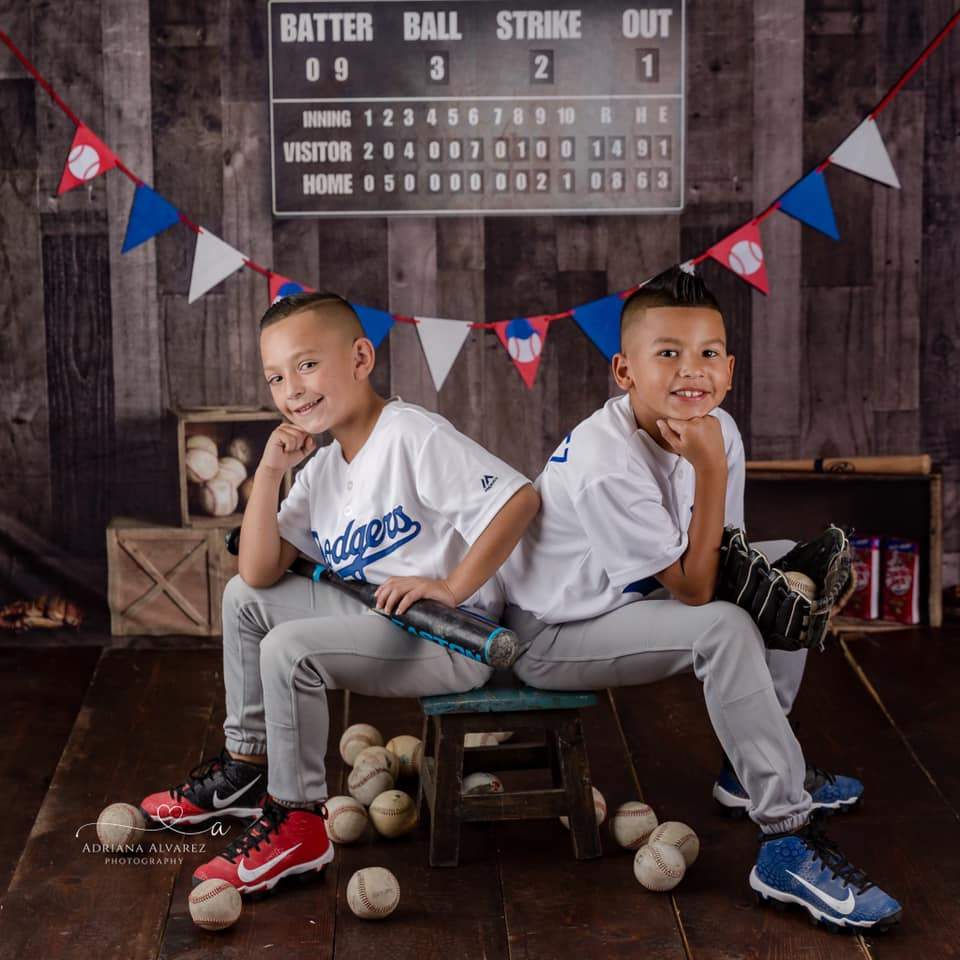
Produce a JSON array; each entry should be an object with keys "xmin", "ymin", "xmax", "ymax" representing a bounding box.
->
[
  {"xmin": 415, "ymin": 316, "xmax": 472, "ymax": 391},
  {"xmin": 188, "ymin": 227, "xmax": 248, "ymax": 303},
  {"xmin": 829, "ymin": 117, "xmax": 901, "ymax": 189}
]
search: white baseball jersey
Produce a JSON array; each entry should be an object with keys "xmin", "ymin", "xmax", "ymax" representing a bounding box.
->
[
  {"xmin": 500, "ymin": 394, "xmax": 746, "ymax": 623},
  {"xmin": 276, "ymin": 399, "xmax": 529, "ymax": 619}
]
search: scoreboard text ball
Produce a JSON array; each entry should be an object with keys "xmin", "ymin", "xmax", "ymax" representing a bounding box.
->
[{"xmin": 269, "ymin": 1, "xmax": 686, "ymax": 217}]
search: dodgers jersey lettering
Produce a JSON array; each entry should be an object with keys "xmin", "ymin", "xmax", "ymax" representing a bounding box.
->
[
  {"xmin": 501, "ymin": 394, "xmax": 746, "ymax": 624},
  {"xmin": 277, "ymin": 399, "xmax": 529, "ymax": 619}
]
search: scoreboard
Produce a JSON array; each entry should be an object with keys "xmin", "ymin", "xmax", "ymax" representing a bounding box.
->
[{"xmin": 268, "ymin": 2, "xmax": 686, "ymax": 217}]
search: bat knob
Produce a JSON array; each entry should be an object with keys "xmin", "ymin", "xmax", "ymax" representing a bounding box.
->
[{"xmin": 225, "ymin": 526, "xmax": 241, "ymax": 556}]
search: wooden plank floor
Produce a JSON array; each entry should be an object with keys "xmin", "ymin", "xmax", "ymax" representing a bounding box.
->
[{"xmin": 0, "ymin": 627, "xmax": 956, "ymax": 959}]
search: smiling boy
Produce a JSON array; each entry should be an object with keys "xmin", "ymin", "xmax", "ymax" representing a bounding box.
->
[
  {"xmin": 500, "ymin": 267, "xmax": 901, "ymax": 932},
  {"xmin": 139, "ymin": 291, "xmax": 539, "ymax": 896}
]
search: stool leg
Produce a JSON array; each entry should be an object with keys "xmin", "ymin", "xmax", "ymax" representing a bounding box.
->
[
  {"xmin": 428, "ymin": 717, "xmax": 465, "ymax": 867},
  {"xmin": 557, "ymin": 715, "xmax": 602, "ymax": 860}
]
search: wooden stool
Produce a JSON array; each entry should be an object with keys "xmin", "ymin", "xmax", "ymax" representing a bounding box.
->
[{"xmin": 417, "ymin": 672, "xmax": 602, "ymax": 867}]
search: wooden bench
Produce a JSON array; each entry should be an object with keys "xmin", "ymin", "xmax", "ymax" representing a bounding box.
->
[{"xmin": 417, "ymin": 671, "xmax": 602, "ymax": 867}]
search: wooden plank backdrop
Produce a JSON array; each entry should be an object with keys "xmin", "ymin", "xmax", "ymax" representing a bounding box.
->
[{"xmin": 0, "ymin": 0, "xmax": 957, "ymax": 601}]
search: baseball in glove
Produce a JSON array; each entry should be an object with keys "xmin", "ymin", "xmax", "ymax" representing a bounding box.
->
[
  {"xmin": 714, "ymin": 525, "xmax": 853, "ymax": 651},
  {"xmin": 0, "ymin": 595, "xmax": 84, "ymax": 633}
]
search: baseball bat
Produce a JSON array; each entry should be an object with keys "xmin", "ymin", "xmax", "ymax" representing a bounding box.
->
[
  {"xmin": 224, "ymin": 528, "xmax": 522, "ymax": 668},
  {"xmin": 747, "ymin": 455, "xmax": 931, "ymax": 476}
]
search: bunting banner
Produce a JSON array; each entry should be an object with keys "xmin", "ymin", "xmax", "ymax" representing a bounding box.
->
[
  {"xmin": 777, "ymin": 170, "xmax": 840, "ymax": 241},
  {"xmin": 122, "ymin": 183, "xmax": 180, "ymax": 253},
  {"xmin": 707, "ymin": 222, "xmax": 770, "ymax": 294},
  {"xmin": 57, "ymin": 124, "xmax": 118, "ymax": 195},
  {"xmin": 572, "ymin": 293, "xmax": 627, "ymax": 361},
  {"xmin": 268, "ymin": 272, "xmax": 314, "ymax": 304},
  {"xmin": 2, "ymin": 8, "xmax": 956, "ymax": 389},
  {"xmin": 352, "ymin": 303, "xmax": 395, "ymax": 349},
  {"xmin": 187, "ymin": 228, "xmax": 247, "ymax": 304},
  {"xmin": 494, "ymin": 316, "xmax": 551, "ymax": 389},
  {"xmin": 829, "ymin": 117, "xmax": 902, "ymax": 189},
  {"xmin": 415, "ymin": 316, "xmax": 473, "ymax": 391}
]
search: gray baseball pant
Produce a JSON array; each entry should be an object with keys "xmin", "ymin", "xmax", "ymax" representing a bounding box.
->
[
  {"xmin": 503, "ymin": 540, "xmax": 812, "ymax": 834},
  {"xmin": 220, "ymin": 572, "xmax": 492, "ymax": 803}
]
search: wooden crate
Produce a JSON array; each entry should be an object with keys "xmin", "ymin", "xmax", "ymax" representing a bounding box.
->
[
  {"xmin": 745, "ymin": 470, "xmax": 943, "ymax": 629},
  {"xmin": 106, "ymin": 518, "xmax": 239, "ymax": 636},
  {"xmin": 172, "ymin": 405, "xmax": 293, "ymax": 528}
]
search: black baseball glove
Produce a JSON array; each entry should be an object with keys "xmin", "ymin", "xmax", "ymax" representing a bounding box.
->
[{"xmin": 714, "ymin": 525, "xmax": 853, "ymax": 651}]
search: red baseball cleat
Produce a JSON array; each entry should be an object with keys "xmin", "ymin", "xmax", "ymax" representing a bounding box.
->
[
  {"xmin": 139, "ymin": 748, "xmax": 266, "ymax": 826},
  {"xmin": 192, "ymin": 797, "xmax": 334, "ymax": 895}
]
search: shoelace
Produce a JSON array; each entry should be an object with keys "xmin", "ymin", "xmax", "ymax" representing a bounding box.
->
[
  {"xmin": 801, "ymin": 817, "xmax": 875, "ymax": 894},
  {"xmin": 221, "ymin": 800, "xmax": 290, "ymax": 863},
  {"xmin": 170, "ymin": 749, "xmax": 231, "ymax": 802}
]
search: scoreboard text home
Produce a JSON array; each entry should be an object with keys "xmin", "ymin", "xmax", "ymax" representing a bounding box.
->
[{"xmin": 269, "ymin": 2, "xmax": 686, "ymax": 216}]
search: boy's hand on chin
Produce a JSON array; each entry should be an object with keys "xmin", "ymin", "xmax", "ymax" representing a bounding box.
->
[
  {"xmin": 373, "ymin": 576, "xmax": 458, "ymax": 616},
  {"xmin": 260, "ymin": 423, "xmax": 317, "ymax": 472},
  {"xmin": 656, "ymin": 415, "xmax": 726, "ymax": 471}
]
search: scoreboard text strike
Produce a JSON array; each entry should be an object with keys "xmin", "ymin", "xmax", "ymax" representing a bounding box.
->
[{"xmin": 268, "ymin": 2, "xmax": 685, "ymax": 216}]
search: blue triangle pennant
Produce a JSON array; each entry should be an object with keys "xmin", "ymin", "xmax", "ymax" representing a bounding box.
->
[
  {"xmin": 777, "ymin": 170, "xmax": 840, "ymax": 240},
  {"xmin": 121, "ymin": 184, "xmax": 181, "ymax": 253},
  {"xmin": 572, "ymin": 293, "xmax": 625, "ymax": 361},
  {"xmin": 352, "ymin": 303, "xmax": 395, "ymax": 349}
]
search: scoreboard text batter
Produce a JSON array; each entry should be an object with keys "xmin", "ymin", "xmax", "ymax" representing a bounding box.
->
[{"xmin": 269, "ymin": 2, "xmax": 685, "ymax": 216}]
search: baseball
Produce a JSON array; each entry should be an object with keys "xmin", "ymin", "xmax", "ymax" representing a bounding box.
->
[
  {"xmin": 560, "ymin": 786, "xmax": 607, "ymax": 829},
  {"xmin": 464, "ymin": 733, "xmax": 499, "ymax": 748},
  {"xmin": 634, "ymin": 841, "xmax": 686, "ymax": 892},
  {"xmin": 462, "ymin": 772, "xmax": 504, "ymax": 795},
  {"xmin": 67, "ymin": 143, "xmax": 101, "ymax": 181},
  {"xmin": 227, "ymin": 435, "xmax": 255, "ymax": 467},
  {"xmin": 196, "ymin": 477, "xmax": 239, "ymax": 517},
  {"xmin": 508, "ymin": 332, "xmax": 542, "ymax": 364},
  {"xmin": 648, "ymin": 821, "xmax": 700, "ymax": 867},
  {"xmin": 96, "ymin": 802, "xmax": 146, "ymax": 849},
  {"xmin": 727, "ymin": 239, "xmax": 764, "ymax": 277},
  {"xmin": 188, "ymin": 878, "xmax": 242, "ymax": 931},
  {"xmin": 238, "ymin": 476, "xmax": 255, "ymax": 509},
  {"xmin": 347, "ymin": 867, "xmax": 400, "ymax": 919},
  {"xmin": 186, "ymin": 434, "xmax": 218, "ymax": 456},
  {"xmin": 355, "ymin": 745, "xmax": 400, "ymax": 782},
  {"xmin": 783, "ymin": 570, "xmax": 817, "ymax": 602},
  {"xmin": 324, "ymin": 795, "xmax": 369, "ymax": 844},
  {"xmin": 340, "ymin": 723, "xmax": 384, "ymax": 766},
  {"xmin": 609, "ymin": 801, "xmax": 659, "ymax": 850},
  {"xmin": 348, "ymin": 753, "xmax": 395, "ymax": 806},
  {"xmin": 385, "ymin": 735, "xmax": 422, "ymax": 779},
  {"xmin": 216, "ymin": 456, "xmax": 247, "ymax": 489},
  {"xmin": 368, "ymin": 790, "xmax": 418, "ymax": 838},
  {"xmin": 185, "ymin": 447, "xmax": 219, "ymax": 483}
]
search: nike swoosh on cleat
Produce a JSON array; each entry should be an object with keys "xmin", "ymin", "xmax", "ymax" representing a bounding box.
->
[
  {"xmin": 236, "ymin": 843, "xmax": 302, "ymax": 883},
  {"xmin": 786, "ymin": 869, "xmax": 856, "ymax": 915},
  {"xmin": 212, "ymin": 776, "xmax": 261, "ymax": 810}
]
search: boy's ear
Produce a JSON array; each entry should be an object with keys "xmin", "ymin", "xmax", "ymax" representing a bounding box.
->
[
  {"xmin": 725, "ymin": 353, "xmax": 735, "ymax": 392},
  {"xmin": 352, "ymin": 336, "xmax": 376, "ymax": 380},
  {"xmin": 611, "ymin": 352, "xmax": 633, "ymax": 391}
]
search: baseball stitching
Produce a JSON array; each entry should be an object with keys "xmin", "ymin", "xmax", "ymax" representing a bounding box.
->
[
  {"xmin": 358, "ymin": 873, "xmax": 399, "ymax": 915},
  {"xmin": 191, "ymin": 881, "xmax": 234, "ymax": 904},
  {"xmin": 649, "ymin": 846, "xmax": 684, "ymax": 879},
  {"xmin": 349, "ymin": 766, "xmax": 390, "ymax": 788}
]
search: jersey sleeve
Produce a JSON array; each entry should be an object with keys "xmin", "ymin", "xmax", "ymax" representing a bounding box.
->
[
  {"xmin": 722, "ymin": 418, "xmax": 746, "ymax": 530},
  {"xmin": 276, "ymin": 461, "xmax": 322, "ymax": 562},
  {"xmin": 415, "ymin": 424, "xmax": 530, "ymax": 544},
  {"xmin": 571, "ymin": 472, "xmax": 687, "ymax": 588}
]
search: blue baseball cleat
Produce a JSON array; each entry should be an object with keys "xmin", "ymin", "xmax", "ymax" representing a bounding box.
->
[
  {"xmin": 750, "ymin": 816, "xmax": 902, "ymax": 932},
  {"xmin": 713, "ymin": 758, "xmax": 863, "ymax": 816}
]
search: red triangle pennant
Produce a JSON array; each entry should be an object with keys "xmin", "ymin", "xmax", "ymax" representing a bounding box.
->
[
  {"xmin": 57, "ymin": 125, "xmax": 119, "ymax": 195},
  {"xmin": 494, "ymin": 315, "xmax": 551, "ymax": 389},
  {"xmin": 268, "ymin": 272, "xmax": 315, "ymax": 304},
  {"xmin": 706, "ymin": 222, "xmax": 770, "ymax": 294}
]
